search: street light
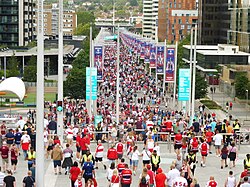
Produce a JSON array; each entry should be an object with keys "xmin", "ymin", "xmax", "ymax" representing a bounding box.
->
[{"xmin": 246, "ymin": 89, "xmax": 249, "ymax": 120}]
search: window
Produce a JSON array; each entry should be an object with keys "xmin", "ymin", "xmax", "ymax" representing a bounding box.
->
[
  {"xmin": 179, "ymin": 3, "xmax": 181, "ymax": 8},
  {"xmin": 178, "ymin": 19, "xmax": 182, "ymax": 24},
  {"xmin": 169, "ymin": 2, "xmax": 172, "ymax": 8},
  {"xmin": 181, "ymin": 25, "xmax": 185, "ymax": 29}
]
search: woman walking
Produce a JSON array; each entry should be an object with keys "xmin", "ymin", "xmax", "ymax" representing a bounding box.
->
[
  {"xmin": 69, "ymin": 161, "xmax": 81, "ymax": 187},
  {"xmin": 62, "ymin": 143, "xmax": 73, "ymax": 175},
  {"xmin": 221, "ymin": 144, "xmax": 229, "ymax": 169},
  {"xmin": 228, "ymin": 142, "xmax": 238, "ymax": 169},
  {"xmin": 131, "ymin": 145, "xmax": 140, "ymax": 176}
]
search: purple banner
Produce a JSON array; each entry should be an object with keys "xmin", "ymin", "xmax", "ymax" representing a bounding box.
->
[
  {"xmin": 149, "ymin": 46, "xmax": 156, "ymax": 68},
  {"xmin": 156, "ymin": 46, "xmax": 164, "ymax": 74},
  {"xmin": 166, "ymin": 48, "xmax": 175, "ymax": 82},
  {"xmin": 94, "ymin": 46, "xmax": 103, "ymax": 81}
]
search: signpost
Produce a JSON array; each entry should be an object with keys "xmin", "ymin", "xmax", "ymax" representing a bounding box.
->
[
  {"xmin": 178, "ymin": 69, "xmax": 191, "ymax": 101},
  {"xmin": 86, "ymin": 67, "xmax": 97, "ymax": 100}
]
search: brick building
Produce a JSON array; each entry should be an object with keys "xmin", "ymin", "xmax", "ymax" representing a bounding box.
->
[{"xmin": 166, "ymin": 0, "xmax": 198, "ymax": 44}]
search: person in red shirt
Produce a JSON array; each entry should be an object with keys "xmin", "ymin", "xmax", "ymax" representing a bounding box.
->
[
  {"xmin": 174, "ymin": 130, "xmax": 182, "ymax": 155},
  {"xmin": 155, "ymin": 168, "xmax": 166, "ymax": 187},
  {"xmin": 199, "ymin": 139, "xmax": 209, "ymax": 167},
  {"xmin": 80, "ymin": 134, "xmax": 89, "ymax": 155},
  {"xmin": 69, "ymin": 161, "xmax": 81, "ymax": 187},
  {"xmin": 75, "ymin": 132, "xmax": 81, "ymax": 161},
  {"xmin": 107, "ymin": 145, "xmax": 118, "ymax": 164},
  {"xmin": 10, "ymin": 143, "xmax": 18, "ymax": 173},
  {"xmin": 240, "ymin": 166, "xmax": 248, "ymax": 179},
  {"xmin": 205, "ymin": 127, "xmax": 213, "ymax": 154},
  {"xmin": 0, "ymin": 141, "xmax": 9, "ymax": 172},
  {"xmin": 146, "ymin": 164, "xmax": 155, "ymax": 187},
  {"xmin": 109, "ymin": 169, "xmax": 120, "ymax": 187},
  {"xmin": 206, "ymin": 176, "xmax": 217, "ymax": 187},
  {"xmin": 117, "ymin": 158, "xmax": 126, "ymax": 175},
  {"xmin": 121, "ymin": 164, "xmax": 132, "ymax": 187},
  {"xmin": 191, "ymin": 137, "xmax": 199, "ymax": 154},
  {"xmin": 116, "ymin": 140, "xmax": 124, "ymax": 160}
]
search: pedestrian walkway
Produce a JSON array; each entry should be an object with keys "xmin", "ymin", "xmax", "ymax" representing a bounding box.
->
[{"xmin": 207, "ymin": 86, "xmax": 250, "ymax": 126}]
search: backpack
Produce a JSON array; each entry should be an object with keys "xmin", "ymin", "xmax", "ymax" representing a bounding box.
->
[{"xmin": 140, "ymin": 176, "xmax": 147, "ymax": 185}]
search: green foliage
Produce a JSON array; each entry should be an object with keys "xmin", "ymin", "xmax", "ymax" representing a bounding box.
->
[
  {"xmin": 8, "ymin": 55, "xmax": 19, "ymax": 77},
  {"xmin": 235, "ymin": 73, "xmax": 249, "ymax": 99},
  {"xmin": 200, "ymin": 99, "xmax": 222, "ymax": 109},
  {"xmin": 64, "ymin": 68, "xmax": 86, "ymax": 99},
  {"xmin": 116, "ymin": 10, "xmax": 130, "ymax": 18},
  {"xmin": 177, "ymin": 34, "xmax": 191, "ymax": 69},
  {"xmin": 26, "ymin": 41, "xmax": 37, "ymax": 48},
  {"xmin": 23, "ymin": 55, "xmax": 37, "ymax": 82},
  {"xmin": 130, "ymin": 0, "xmax": 138, "ymax": 6},
  {"xmin": 77, "ymin": 11, "xmax": 95, "ymax": 26},
  {"xmin": 64, "ymin": 50, "xmax": 89, "ymax": 99},
  {"xmin": 195, "ymin": 72, "xmax": 208, "ymax": 99}
]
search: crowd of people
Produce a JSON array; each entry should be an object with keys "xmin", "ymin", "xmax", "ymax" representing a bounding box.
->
[{"xmin": 0, "ymin": 29, "xmax": 248, "ymax": 187}]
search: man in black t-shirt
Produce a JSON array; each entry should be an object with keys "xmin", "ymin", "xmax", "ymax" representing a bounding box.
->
[
  {"xmin": 22, "ymin": 170, "xmax": 35, "ymax": 187},
  {"xmin": 3, "ymin": 170, "xmax": 15, "ymax": 187}
]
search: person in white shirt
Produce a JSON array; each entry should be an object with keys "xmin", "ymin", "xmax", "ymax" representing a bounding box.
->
[
  {"xmin": 213, "ymin": 130, "xmax": 223, "ymax": 156},
  {"xmin": 167, "ymin": 164, "xmax": 180, "ymax": 187},
  {"xmin": 95, "ymin": 140, "xmax": 106, "ymax": 170},
  {"xmin": 141, "ymin": 147, "xmax": 151, "ymax": 167},
  {"xmin": 65, "ymin": 126, "xmax": 74, "ymax": 146},
  {"xmin": 173, "ymin": 172, "xmax": 188, "ymax": 187},
  {"xmin": 153, "ymin": 142, "xmax": 161, "ymax": 156},
  {"xmin": 240, "ymin": 177, "xmax": 250, "ymax": 187},
  {"xmin": 224, "ymin": 171, "xmax": 236, "ymax": 187},
  {"xmin": 0, "ymin": 166, "xmax": 5, "ymax": 186},
  {"xmin": 131, "ymin": 146, "xmax": 141, "ymax": 175}
]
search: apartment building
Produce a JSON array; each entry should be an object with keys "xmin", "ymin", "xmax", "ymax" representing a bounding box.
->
[
  {"xmin": 143, "ymin": 0, "xmax": 198, "ymax": 43},
  {"xmin": 167, "ymin": 0, "xmax": 198, "ymax": 43},
  {"xmin": 228, "ymin": 0, "xmax": 250, "ymax": 52},
  {"xmin": 142, "ymin": 0, "xmax": 158, "ymax": 40},
  {"xmin": 35, "ymin": 4, "xmax": 77, "ymax": 37},
  {"xmin": 0, "ymin": 0, "xmax": 36, "ymax": 47}
]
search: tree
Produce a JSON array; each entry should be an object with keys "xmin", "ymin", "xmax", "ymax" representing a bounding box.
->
[
  {"xmin": 8, "ymin": 55, "xmax": 19, "ymax": 77},
  {"xmin": 235, "ymin": 73, "xmax": 249, "ymax": 99},
  {"xmin": 129, "ymin": 0, "xmax": 138, "ymax": 6},
  {"xmin": 64, "ymin": 50, "xmax": 89, "ymax": 99},
  {"xmin": 63, "ymin": 68, "xmax": 86, "ymax": 99},
  {"xmin": 77, "ymin": 11, "xmax": 95, "ymax": 26},
  {"xmin": 177, "ymin": 34, "xmax": 191, "ymax": 69},
  {"xmin": 23, "ymin": 55, "xmax": 37, "ymax": 82},
  {"xmin": 195, "ymin": 72, "xmax": 208, "ymax": 99}
]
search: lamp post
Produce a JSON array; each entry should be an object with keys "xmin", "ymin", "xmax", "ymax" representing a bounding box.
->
[{"xmin": 246, "ymin": 89, "xmax": 249, "ymax": 120}]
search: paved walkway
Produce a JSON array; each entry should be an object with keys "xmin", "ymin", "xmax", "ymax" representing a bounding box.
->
[{"xmin": 207, "ymin": 86, "xmax": 250, "ymax": 126}]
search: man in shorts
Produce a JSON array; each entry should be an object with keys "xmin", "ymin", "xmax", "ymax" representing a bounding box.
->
[
  {"xmin": 94, "ymin": 140, "xmax": 106, "ymax": 169},
  {"xmin": 174, "ymin": 130, "xmax": 182, "ymax": 155},
  {"xmin": 213, "ymin": 130, "xmax": 223, "ymax": 156},
  {"xmin": 0, "ymin": 142, "xmax": 9, "ymax": 172}
]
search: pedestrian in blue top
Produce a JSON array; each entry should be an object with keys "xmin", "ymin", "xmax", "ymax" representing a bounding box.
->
[
  {"xmin": 14, "ymin": 128, "xmax": 22, "ymax": 155},
  {"xmin": 82, "ymin": 157, "xmax": 95, "ymax": 185}
]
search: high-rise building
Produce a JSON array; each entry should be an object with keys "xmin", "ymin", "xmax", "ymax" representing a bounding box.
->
[
  {"xmin": 167, "ymin": 0, "xmax": 198, "ymax": 43},
  {"xmin": 198, "ymin": 0, "xmax": 230, "ymax": 45},
  {"xmin": 143, "ymin": 0, "xmax": 198, "ymax": 43},
  {"xmin": 0, "ymin": 0, "xmax": 36, "ymax": 47},
  {"xmin": 142, "ymin": 0, "xmax": 158, "ymax": 40},
  {"xmin": 228, "ymin": 0, "xmax": 250, "ymax": 52},
  {"xmin": 34, "ymin": 3, "xmax": 77, "ymax": 38}
]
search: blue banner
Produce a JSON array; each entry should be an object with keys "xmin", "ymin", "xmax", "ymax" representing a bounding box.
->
[
  {"xmin": 86, "ymin": 67, "xmax": 97, "ymax": 100},
  {"xmin": 178, "ymin": 69, "xmax": 191, "ymax": 101}
]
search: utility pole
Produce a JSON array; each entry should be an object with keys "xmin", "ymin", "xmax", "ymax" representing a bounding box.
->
[
  {"xmin": 57, "ymin": 0, "xmax": 64, "ymax": 143},
  {"xmin": 36, "ymin": 0, "xmax": 45, "ymax": 186}
]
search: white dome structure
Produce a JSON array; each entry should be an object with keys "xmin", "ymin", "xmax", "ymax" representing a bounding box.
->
[{"xmin": 0, "ymin": 77, "xmax": 26, "ymax": 101}]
